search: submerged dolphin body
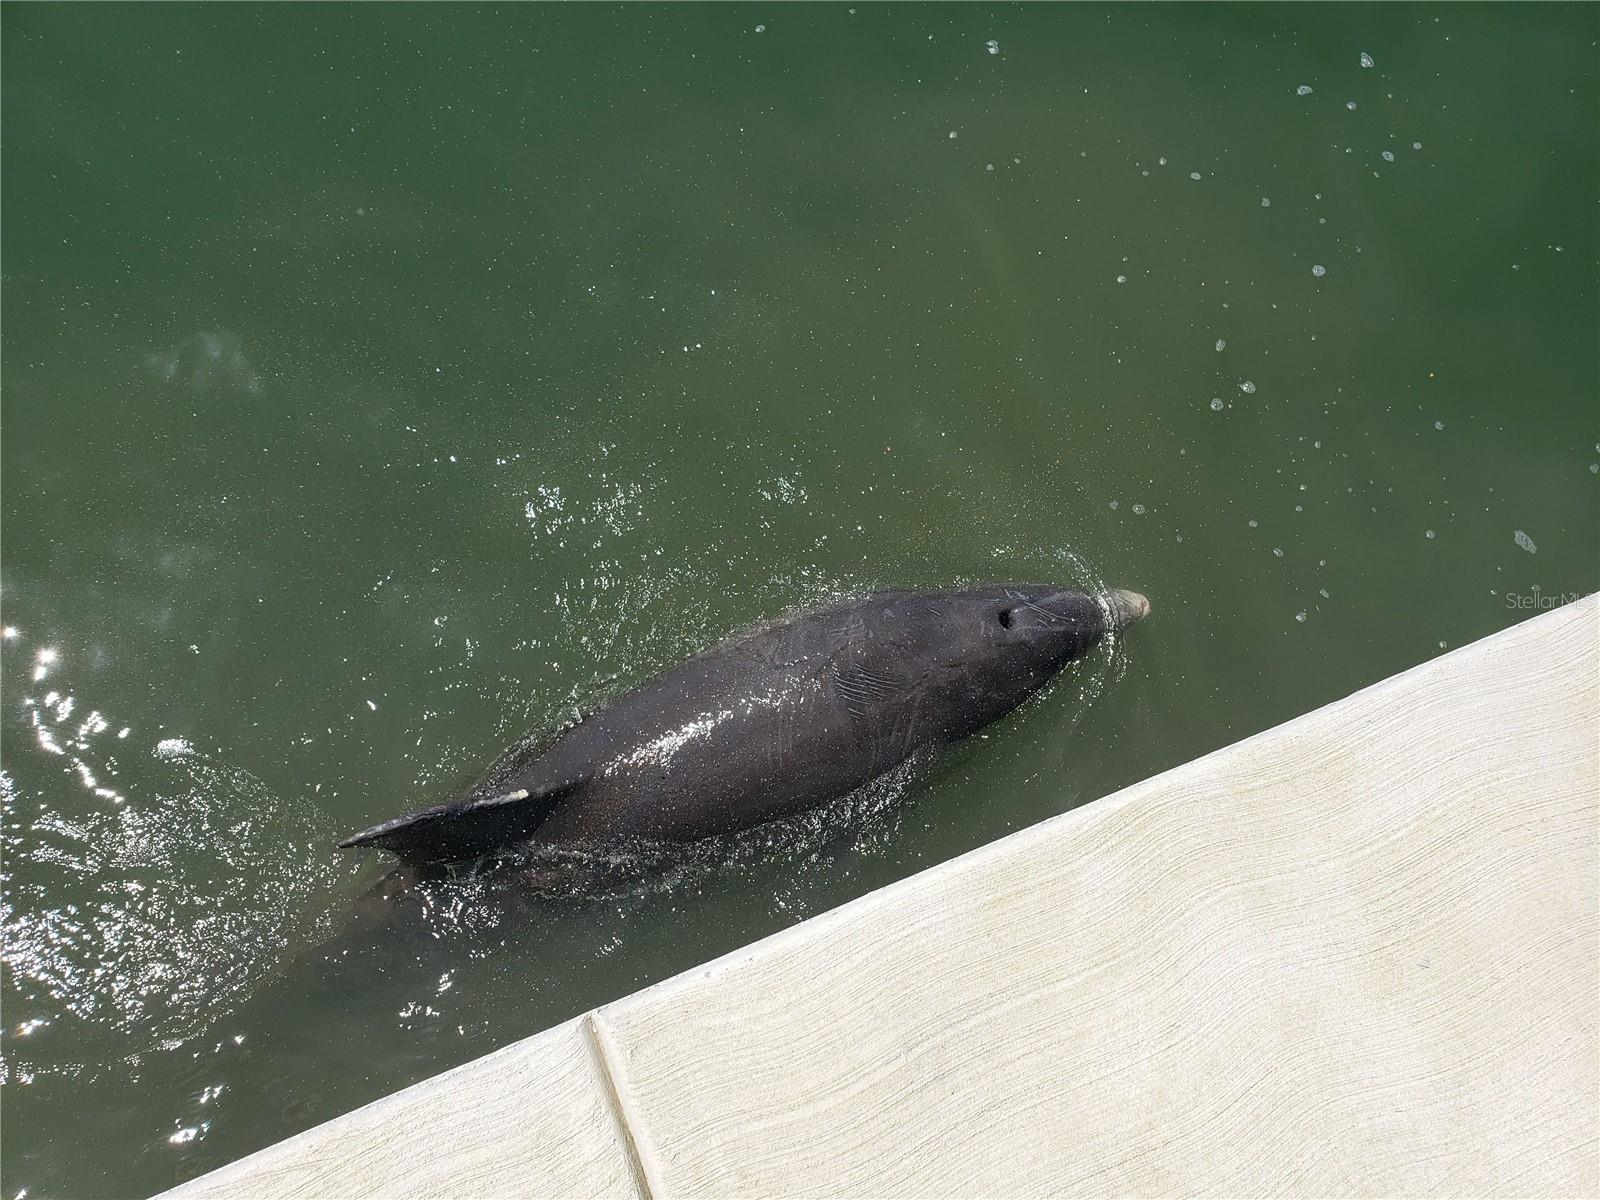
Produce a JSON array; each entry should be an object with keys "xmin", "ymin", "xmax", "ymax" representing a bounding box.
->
[{"xmin": 339, "ymin": 584, "xmax": 1150, "ymax": 867}]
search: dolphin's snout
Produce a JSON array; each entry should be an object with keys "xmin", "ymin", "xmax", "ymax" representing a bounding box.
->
[{"xmin": 1102, "ymin": 588, "xmax": 1151, "ymax": 629}]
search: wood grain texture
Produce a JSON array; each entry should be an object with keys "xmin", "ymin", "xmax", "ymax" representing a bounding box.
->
[
  {"xmin": 600, "ymin": 596, "xmax": 1600, "ymax": 1198},
  {"xmin": 162, "ymin": 1018, "xmax": 644, "ymax": 1200}
]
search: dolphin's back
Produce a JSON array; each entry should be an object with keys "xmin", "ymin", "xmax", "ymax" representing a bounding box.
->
[
  {"xmin": 341, "ymin": 586, "xmax": 1113, "ymax": 865},
  {"xmin": 530, "ymin": 592, "xmax": 948, "ymax": 844}
]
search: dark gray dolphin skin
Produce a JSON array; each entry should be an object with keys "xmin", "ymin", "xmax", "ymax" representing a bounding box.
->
[{"xmin": 339, "ymin": 584, "xmax": 1149, "ymax": 866}]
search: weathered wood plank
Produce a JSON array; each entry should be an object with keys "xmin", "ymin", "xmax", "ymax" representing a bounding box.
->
[{"xmin": 162, "ymin": 1018, "xmax": 645, "ymax": 1200}]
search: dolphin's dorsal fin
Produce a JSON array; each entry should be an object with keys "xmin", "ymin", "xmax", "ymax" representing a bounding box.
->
[
  {"xmin": 478, "ymin": 786, "xmax": 532, "ymax": 807},
  {"xmin": 337, "ymin": 773, "xmax": 587, "ymax": 865}
]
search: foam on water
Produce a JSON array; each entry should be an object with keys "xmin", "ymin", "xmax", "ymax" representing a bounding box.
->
[{"xmin": 2, "ymin": 635, "xmax": 339, "ymax": 1073}]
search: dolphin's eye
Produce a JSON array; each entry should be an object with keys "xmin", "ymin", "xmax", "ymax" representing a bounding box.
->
[{"xmin": 996, "ymin": 609, "xmax": 1013, "ymax": 629}]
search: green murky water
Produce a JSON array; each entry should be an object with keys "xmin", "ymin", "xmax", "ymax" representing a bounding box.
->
[{"xmin": 3, "ymin": 5, "xmax": 1596, "ymax": 1196}]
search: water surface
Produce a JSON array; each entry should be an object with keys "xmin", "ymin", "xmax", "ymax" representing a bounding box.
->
[{"xmin": 3, "ymin": 5, "xmax": 1596, "ymax": 1196}]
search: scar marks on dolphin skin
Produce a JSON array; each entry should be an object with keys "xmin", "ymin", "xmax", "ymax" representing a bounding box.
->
[
  {"xmin": 831, "ymin": 659, "xmax": 904, "ymax": 721},
  {"xmin": 771, "ymin": 682, "xmax": 795, "ymax": 773},
  {"xmin": 899, "ymin": 693, "xmax": 924, "ymax": 760},
  {"xmin": 760, "ymin": 619, "xmax": 828, "ymax": 670}
]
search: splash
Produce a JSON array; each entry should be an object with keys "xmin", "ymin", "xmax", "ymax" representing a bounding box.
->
[{"xmin": 1, "ymin": 630, "xmax": 336, "ymax": 1063}]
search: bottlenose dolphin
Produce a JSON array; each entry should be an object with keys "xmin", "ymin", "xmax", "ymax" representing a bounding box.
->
[{"xmin": 339, "ymin": 584, "xmax": 1149, "ymax": 866}]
